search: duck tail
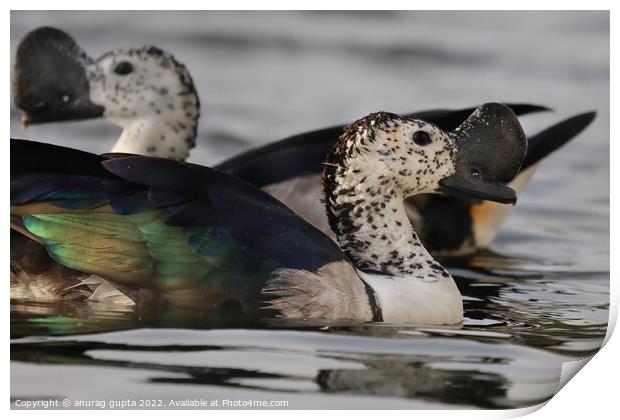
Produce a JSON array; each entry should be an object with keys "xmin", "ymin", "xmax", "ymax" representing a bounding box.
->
[{"xmin": 523, "ymin": 111, "xmax": 597, "ymax": 169}]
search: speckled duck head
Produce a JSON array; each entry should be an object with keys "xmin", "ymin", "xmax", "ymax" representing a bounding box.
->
[
  {"xmin": 322, "ymin": 103, "xmax": 526, "ymax": 275},
  {"xmin": 13, "ymin": 26, "xmax": 200, "ymax": 160}
]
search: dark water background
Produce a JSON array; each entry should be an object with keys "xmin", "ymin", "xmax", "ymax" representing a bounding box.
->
[{"xmin": 10, "ymin": 11, "xmax": 609, "ymax": 409}]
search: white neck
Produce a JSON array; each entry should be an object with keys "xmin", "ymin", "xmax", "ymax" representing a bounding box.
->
[
  {"xmin": 324, "ymin": 168, "xmax": 464, "ymax": 325},
  {"xmin": 358, "ymin": 269, "xmax": 463, "ymax": 324},
  {"xmin": 110, "ymin": 115, "xmax": 196, "ymax": 161},
  {"xmin": 326, "ymin": 167, "xmax": 448, "ymax": 277}
]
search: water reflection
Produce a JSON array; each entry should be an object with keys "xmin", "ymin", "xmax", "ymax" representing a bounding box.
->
[
  {"xmin": 11, "ymin": 253, "xmax": 608, "ymax": 409},
  {"xmin": 12, "ymin": 338, "xmax": 518, "ymax": 408}
]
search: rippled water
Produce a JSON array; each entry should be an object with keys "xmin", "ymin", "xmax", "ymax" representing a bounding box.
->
[{"xmin": 10, "ymin": 11, "xmax": 609, "ymax": 409}]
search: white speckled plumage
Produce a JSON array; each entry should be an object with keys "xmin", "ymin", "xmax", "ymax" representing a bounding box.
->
[
  {"xmin": 323, "ymin": 114, "xmax": 456, "ymax": 276},
  {"xmin": 87, "ymin": 48, "xmax": 200, "ymax": 160}
]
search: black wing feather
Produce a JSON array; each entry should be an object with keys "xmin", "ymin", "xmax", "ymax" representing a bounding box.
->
[{"xmin": 102, "ymin": 155, "xmax": 346, "ymax": 271}]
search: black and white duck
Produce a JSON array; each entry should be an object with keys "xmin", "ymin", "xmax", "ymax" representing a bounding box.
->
[{"xmin": 11, "ymin": 103, "xmax": 526, "ymax": 324}]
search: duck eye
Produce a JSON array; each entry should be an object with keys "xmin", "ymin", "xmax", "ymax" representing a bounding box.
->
[
  {"xmin": 412, "ymin": 131, "xmax": 432, "ymax": 146},
  {"xmin": 471, "ymin": 168, "xmax": 480, "ymax": 177},
  {"xmin": 114, "ymin": 61, "xmax": 134, "ymax": 76}
]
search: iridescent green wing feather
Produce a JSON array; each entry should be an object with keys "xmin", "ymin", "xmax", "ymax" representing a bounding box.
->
[{"xmin": 11, "ymin": 140, "xmax": 346, "ymax": 309}]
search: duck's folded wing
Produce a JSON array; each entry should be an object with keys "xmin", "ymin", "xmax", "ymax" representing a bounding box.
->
[
  {"xmin": 216, "ymin": 103, "xmax": 549, "ymax": 186},
  {"xmin": 11, "ymin": 140, "xmax": 345, "ymax": 296}
]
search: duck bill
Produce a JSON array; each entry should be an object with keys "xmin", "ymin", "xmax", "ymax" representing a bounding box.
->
[
  {"xmin": 438, "ymin": 176, "xmax": 517, "ymax": 205},
  {"xmin": 20, "ymin": 99, "xmax": 104, "ymax": 127},
  {"xmin": 440, "ymin": 103, "xmax": 527, "ymax": 204},
  {"xmin": 13, "ymin": 26, "xmax": 104, "ymax": 127}
]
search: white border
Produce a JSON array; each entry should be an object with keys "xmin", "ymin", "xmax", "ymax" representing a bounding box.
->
[{"xmin": 3, "ymin": 2, "xmax": 615, "ymax": 419}]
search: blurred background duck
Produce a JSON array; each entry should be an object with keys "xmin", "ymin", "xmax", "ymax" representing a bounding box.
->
[
  {"xmin": 12, "ymin": 26, "xmax": 595, "ymax": 257},
  {"xmin": 11, "ymin": 104, "xmax": 526, "ymax": 323},
  {"xmin": 13, "ymin": 26, "xmax": 200, "ymax": 160}
]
